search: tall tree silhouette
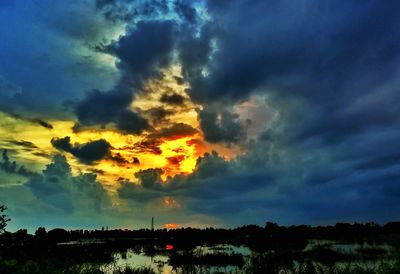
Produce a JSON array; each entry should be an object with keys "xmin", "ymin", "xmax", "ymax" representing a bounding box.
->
[{"xmin": 0, "ymin": 205, "xmax": 10, "ymax": 234}]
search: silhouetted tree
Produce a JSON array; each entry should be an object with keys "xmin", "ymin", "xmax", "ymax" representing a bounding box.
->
[
  {"xmin": 0, "ymin": 205, "xmax": 10, "ymax": 234},
  {"xmin": 35, "ymin": 227, "xmax": 47, "ymax": 239},
  {"xmin": 265, "ymin": 222, "xmax": 280, "ymax": 233}
]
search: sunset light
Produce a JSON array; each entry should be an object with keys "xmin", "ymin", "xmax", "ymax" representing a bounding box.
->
[
  {"xmin": 2, "ymin": 1, "xmax": 400, "ymax": 272},
  {"xmin": 164, "ymin": 224, "xmax": 178, "ymax": 229}
]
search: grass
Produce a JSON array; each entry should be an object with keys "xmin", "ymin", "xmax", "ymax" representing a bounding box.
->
[
  {"xmin": 69, "ymin": 264, "xmax": 157, "ymax": 274},
  {"xmin": 0, "ymin": 258, "xmax": 156, "ymax": 274}
]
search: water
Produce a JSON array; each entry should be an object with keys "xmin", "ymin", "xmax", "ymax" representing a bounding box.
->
[
  {"xmin": 304, "ymin": 239, "xmax": 391, "ymax": 254},
  {"xmin": 101, "ymin": 249, "xmax": 172, "ymax": 274},
  {"xmin": 65, "ymin": 241, "xmax": 395, "ymax": 273},
  {"xmin": 100, "ymin": 244, "xmax": 251, "ymax": 274},
  {"xmin": 193, "ymin": 244, "xmax": 251, "ymax": 256}
]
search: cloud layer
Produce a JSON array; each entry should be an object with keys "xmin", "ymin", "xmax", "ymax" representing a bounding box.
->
[{"xmin": 1, "ymin": 0, "xmax": 400, "ymax": 229}]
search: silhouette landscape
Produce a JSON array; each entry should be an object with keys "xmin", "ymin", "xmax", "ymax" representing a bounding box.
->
[
  {"xmin": 1, "ymin": 0, "xmax": 400, "ymax": 273},
  {"xmin": 1, "ymin": 206, "xmax": 400, "ymax": 273}
]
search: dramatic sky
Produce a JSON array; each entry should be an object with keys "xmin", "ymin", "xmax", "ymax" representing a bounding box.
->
[{"xmin": 1, "ymin": 0, "xmax": 400, "ymax": 231}]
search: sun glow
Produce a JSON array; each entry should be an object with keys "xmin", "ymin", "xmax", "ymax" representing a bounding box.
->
[
  {"xmin": 165, "ymin": 223, "xmax": 178, "ymax": 229},
  {"xmin": 159, "ymin": 135, "xmax": 200, "ymax": 178},
  {"xmin": 0, "ymin": 65, "xmax": 244, "ymax": 195}
]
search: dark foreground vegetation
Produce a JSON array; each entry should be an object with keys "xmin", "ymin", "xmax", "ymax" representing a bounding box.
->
[{"xmin": 1, "ymin": 206, "xmax": 400, "ymax": 273}]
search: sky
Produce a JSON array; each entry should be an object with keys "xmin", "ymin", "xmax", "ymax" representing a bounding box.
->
[{"xmin": 1, "ymin": 0, "xmax": 400, "ymax": 231}]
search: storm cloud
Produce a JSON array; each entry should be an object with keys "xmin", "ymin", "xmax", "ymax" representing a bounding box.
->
[
  {"xmin": 2, "ymin": 0, "xmax": 400, "ymax": 228},
  {"xmin": 148, "ymin": 123, "xmax": 199, "ymax": 140},
  {"xmin": 0, "ymin": 150, "xmax": 36, "ymax": 177},
  {"xmin": 199, "ymin": 107, "xmax": 245, "ymax": 144},
  {"xmin": 160, "ymin": 93, "xmax": 186, "ymax": 106},
  {"xmin": 51, "ymin": 136, "xmax": 111, "ymax": 164},
  {"xmin": 74, "ymin": 19, "xmax": 178, "ymax": 133}
]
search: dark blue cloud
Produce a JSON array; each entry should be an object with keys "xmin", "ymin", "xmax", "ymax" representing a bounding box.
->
[
  {"xmin": 179, "ymin": 0, "xmax": 400, "ymax": 149},
  {"xmin": 74, "ymin": 20, "xmax": 177, "ymax": 133},
  {"xmin": 160, "ymin": 93, "xmax": 186, "ymax": 106},
  {"xmin": 148, "ymin": 123, "xmax": 198, "ymax": 140},
  {"xmin": 0, "ymin": 1, "xmax": 121, "ymax": 117},
  {"xmin": 51, "ymin": 137, "xmax": 112, "ymax": 164},
  {"xmin": 0, "ymin": 150, "xmax": 36, "ymax": 177},
  {"xmin": 95, "ymin": 0, "xmax": 170, "ymax": 23},
  {"xmin": 174, "ymin": 0, "xmax": 198, "ymax": 25},
  {"xmin": 186, "ymin": 0, "xmax": 400, "ymax": 102},
  {"xmin": 199, "ymin": 107, "xmax": 245, "ymax": 143},
  {"xmin": 75, "ymin": 88, "xmax": 149, "ymax": 134},
  {"xmin": 25, "ymin": 154, "xmax": 111, "ymax": 213},
  {"xmin": 112, "ymin": 20, "xmax": 175, "ymax": 79},
  {"xmin": 2, "ymin": 0, "xmax": 400, "ymax": 227},
  {"xmin": 170, "ymin": 0, "xmax": 400, "ymax": 224}
]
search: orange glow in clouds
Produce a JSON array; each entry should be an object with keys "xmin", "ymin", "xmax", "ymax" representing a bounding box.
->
[
  {"xmin": 165, "ymin": 223, "xmax": 178, "ymax": 229},
  {"xmin": 159, "ymin": 135, "xmax": 201, "ymax": 179},
  {"xmin": 0, "ymin": 65, "xmax": 244, "ymax": 195}
]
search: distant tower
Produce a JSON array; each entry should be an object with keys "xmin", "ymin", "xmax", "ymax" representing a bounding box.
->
[{"xmin": 151, "ymin": 217, "xmax": 154, "ymax": 231}]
